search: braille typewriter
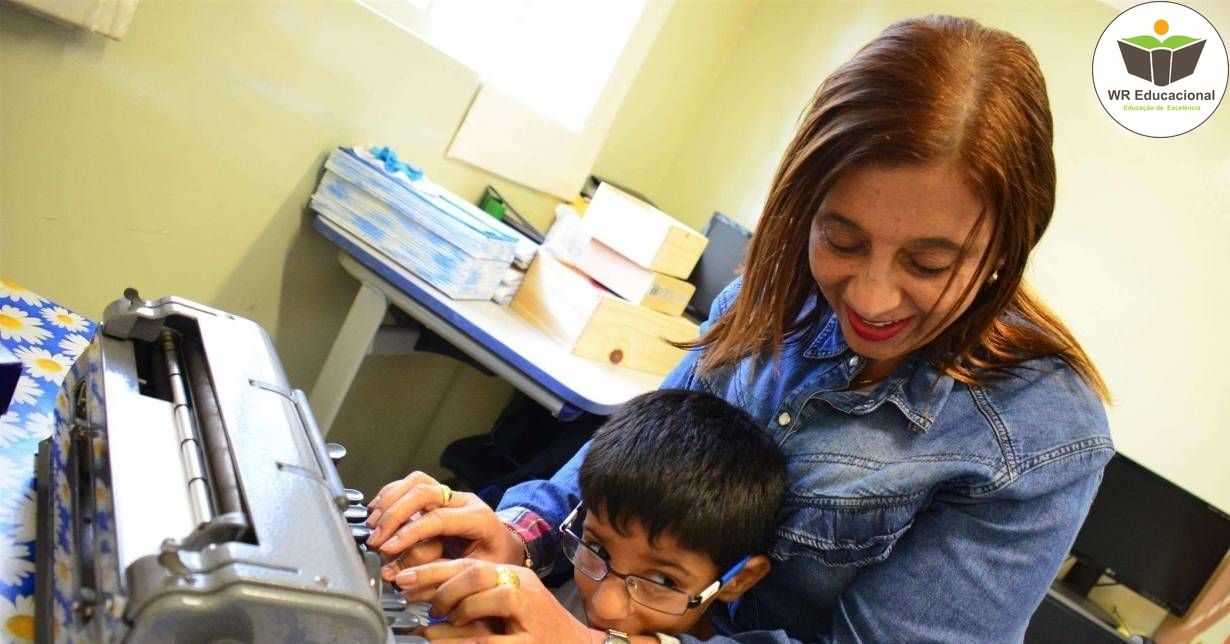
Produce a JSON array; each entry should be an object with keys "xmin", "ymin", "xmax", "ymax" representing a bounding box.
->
[{"xmin": 35, "ymin": 290, "xmax": 431, "ymax": 643}]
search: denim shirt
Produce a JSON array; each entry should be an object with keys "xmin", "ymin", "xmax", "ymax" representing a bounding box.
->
[{"xmin": 499, "ymin": 279, "xmax": 1113, "ymax": 643}]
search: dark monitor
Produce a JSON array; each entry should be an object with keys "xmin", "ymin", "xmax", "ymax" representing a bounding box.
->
[
  {"xmin": 1066, "ymin": 453, "xmax": 1230, "ymax": 616},
  {"xmin": 685, "ymin": 212, "xmax": 752, "ymax": 323}
]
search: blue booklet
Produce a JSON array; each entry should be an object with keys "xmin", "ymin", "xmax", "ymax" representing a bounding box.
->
[{"xmin": 311, "ymin": 147, "xmax": 522, "ymax": 300}]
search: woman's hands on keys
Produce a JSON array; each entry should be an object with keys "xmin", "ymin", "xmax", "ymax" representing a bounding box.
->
[
  {"xmin": 400, "ymin": 559, "xmax": 597, "ymax": 644},
  {"xmin": 366, "ymin": 471, "xmax": 525, "ymax": 582}
]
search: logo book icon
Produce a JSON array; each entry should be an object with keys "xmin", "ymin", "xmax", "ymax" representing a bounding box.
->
[{"xmin": 1118, "ymin": 34, "xmax": 1206, "ymax": 85}]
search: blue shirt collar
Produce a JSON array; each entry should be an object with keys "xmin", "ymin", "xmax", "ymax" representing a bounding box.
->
[
  {"xmin": 803, "ymin": 310, "xmax": 847, "ymax": 359},
  {"xmin": 801, "ymin": 306, "xmax": 955, "ymax": 433}
]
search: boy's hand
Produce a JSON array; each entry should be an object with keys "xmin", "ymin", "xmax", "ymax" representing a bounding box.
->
[
  {"xmin": 398, "ymin": 558, "xmax": 595, "ymax": 643},
  {"xmin": 366, "ymin": 471, "xmax": 524, "ymax": 581},
  {"xmin": 418, "ymin": 617, "xmax": 500, "ymax": 641}
]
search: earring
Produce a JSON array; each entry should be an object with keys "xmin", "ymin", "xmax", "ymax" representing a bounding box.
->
[{"xmin": 990, "ymin": 270, "xmax": 999, "ymax": 283}]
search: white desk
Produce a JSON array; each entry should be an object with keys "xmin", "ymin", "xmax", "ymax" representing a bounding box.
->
[{"xmin": 309, "ymin": 216, "xmax": 664, "ymax": 435}]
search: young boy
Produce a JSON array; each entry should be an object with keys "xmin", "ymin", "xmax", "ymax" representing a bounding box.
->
[{"xmin": 553, "ymin": 388, "xmax": 787, "ymax": 641}]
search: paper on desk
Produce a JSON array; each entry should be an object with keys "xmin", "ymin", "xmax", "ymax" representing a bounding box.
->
[
  {"xmin": 353, "ymin": 145, "xmax": 539, "ymax": 269},
  {"xmin": 311, "ymin": 147, "xmax": 518, "ymax": 300}
]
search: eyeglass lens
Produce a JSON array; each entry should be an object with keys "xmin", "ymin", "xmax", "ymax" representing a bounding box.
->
[{"xmin": 561, "ymin": 529, "xmax": 691, "ymax": 615}]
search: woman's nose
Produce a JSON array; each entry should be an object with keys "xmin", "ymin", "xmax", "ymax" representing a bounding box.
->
[
  {"xmin": 845, "ymin": 264, "xmax": 902, "ymax": 319},
  {"xmin": 590, "ymin": 577, "xmax": 633, "ymax": 621}
]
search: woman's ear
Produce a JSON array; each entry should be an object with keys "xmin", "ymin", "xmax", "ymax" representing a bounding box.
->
[{"xmin": 715, "ymin": 555, "xmax": 772, "ymax": 602}]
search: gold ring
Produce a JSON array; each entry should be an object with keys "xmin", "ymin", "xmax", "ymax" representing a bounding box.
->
[
  {"xmin": 494, "ymin": 566, "xmax": 520, "ymax": 589},
  {"xmin": 438, "ymin": 483, "xmax": 452, "ymax": 506}
]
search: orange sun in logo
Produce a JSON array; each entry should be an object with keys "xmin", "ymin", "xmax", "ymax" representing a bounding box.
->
[{"xmin": 1154, "ymin": 19, "xmax": 1169, "ymax": 35}]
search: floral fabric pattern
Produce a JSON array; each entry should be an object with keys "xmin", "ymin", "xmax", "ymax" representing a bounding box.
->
[{"xmin": 0, "ymin": 279, "xmax": 95, "ymax": 643}]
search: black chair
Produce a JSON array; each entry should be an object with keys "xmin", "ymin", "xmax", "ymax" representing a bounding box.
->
[
  {"xmin": 685, "ymin": 212, "xmax": 752, "ymax": 323},
  {"xmin": 1024, "ymin": 584, "xmax": 1131, "ymax": 644},
  {"xmin": 439, "ymin": 393, "xmax": 602, "ymax": 507}
]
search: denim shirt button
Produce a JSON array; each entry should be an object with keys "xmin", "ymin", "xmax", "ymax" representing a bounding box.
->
[
  {"xmin": 777, "ymin": 412, "xmax": 792, "ymax": 426},
  {"xmin": 848, "ymin": 356, "xmax": 861, "ymax": 368}
]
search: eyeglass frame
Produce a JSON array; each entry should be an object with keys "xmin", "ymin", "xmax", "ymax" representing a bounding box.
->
[{"xmin": 559, "ymin": 502, "xmax": 750, "ymax": 615}]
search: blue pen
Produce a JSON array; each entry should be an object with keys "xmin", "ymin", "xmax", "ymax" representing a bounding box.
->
[
  {"xmin": 404, "ymin": 602, "xmax": 449, "ymax": 627},
  {"xmin": 399, "ymin": 613, "xmax": 449, "ymax": 629}
]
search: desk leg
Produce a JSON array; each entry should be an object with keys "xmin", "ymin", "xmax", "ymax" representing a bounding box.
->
[{"xmin": 310, "ymin": 282, "xmax": 388, "ymax": 436}]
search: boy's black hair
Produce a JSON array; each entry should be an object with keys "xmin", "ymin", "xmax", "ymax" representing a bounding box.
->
[{"xmin": 578, "ymin": 389, "xmax": 786, "ymax": 569}]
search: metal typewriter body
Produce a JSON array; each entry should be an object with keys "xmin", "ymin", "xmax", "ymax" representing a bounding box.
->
[{"xmin": 35, "ymin": 291, "xmax": 423, "ymax": 643}]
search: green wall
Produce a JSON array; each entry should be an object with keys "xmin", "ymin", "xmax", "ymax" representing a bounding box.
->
[
  {"xmin": 0, "ymin": 0, "xmax": 750, "ymax": 496},
  {"xmin": 593, "ymin": 0, "xmax": 755, "ymax": 213}
]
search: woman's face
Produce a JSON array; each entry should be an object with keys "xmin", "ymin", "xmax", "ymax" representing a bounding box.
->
[{"xmin": 808, "ymin": 162, "xmax": 994, "ymax": 374}]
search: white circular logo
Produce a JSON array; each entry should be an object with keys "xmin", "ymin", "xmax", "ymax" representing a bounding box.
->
[{"xmin": 1093, "ymin": 1, "xmax": 1228, "ymax": 137}]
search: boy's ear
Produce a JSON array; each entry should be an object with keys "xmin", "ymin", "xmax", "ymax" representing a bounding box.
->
[{"xmin": 715, "ymin": 555, "xmax": 771, "ymax": 602}]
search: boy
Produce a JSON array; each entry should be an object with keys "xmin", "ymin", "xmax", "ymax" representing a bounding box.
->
[
  {"xmin": 394, "ymin": 389, "xmax": 785, "ymax": 641},
  {"xmin": 553, "ymin": 388, "xmax": 787, "ymax": 641}
]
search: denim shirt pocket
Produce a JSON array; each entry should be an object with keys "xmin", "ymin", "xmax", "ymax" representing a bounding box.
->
[
  {"xmin": 773, "ymin": 495, "xmax": 922, "ymax": 567},
  {"xmin": 771, "ymin": 453, "xmax": 928, "ymax": 570},
  {"xmin": 772, "ymin": 501, "xmax": 920, "ymax": 565}
]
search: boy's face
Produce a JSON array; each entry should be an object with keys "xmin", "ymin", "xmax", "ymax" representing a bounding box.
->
[{"xmin": 573, "ymin": 508, "xmax": 723, "ymax": 636}]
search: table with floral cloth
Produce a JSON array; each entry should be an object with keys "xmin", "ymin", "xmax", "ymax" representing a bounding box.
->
[{"xmin": 0, "ymin": 280, "xmax": 96, "ymax": 644}]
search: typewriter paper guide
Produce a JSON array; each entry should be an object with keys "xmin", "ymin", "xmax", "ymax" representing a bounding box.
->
[{"xmin": 100, "ymin": 345, "xmax": 198, "ymax": 574}]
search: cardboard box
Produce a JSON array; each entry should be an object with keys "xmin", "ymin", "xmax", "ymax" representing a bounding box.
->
[
  {"xmin": 542, "ymin": 207, "xmax": 695, "ymax": 316},
  {"xmin": 569, "ymin": 239, "xmax": 695, "ymax": 317},
  {"xmin": 510, "ymin": 254, "xmax": 698, "ymax": 376},
  {"xmin": 584, "ymin": 184, "xmax": 707, "ymax": 279}
]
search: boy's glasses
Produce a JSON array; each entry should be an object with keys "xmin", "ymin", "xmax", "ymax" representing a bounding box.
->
[{"xmin": 559, "ymin": 503, "xmax": 749, "ymax": 616}]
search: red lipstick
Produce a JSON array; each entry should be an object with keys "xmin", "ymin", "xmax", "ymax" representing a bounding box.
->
[{"xmin": 846, "ymin": 308, "xmax": 913, "ymax": 342}]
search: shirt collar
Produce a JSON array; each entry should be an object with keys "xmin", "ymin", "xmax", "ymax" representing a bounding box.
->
[
  {"xmin": 802, "ymin": 307, "xmax": 955, "ymax": 433},
  {"xmin": 803, "ymin": 303, "xmax": 847, "ymax": 359}
]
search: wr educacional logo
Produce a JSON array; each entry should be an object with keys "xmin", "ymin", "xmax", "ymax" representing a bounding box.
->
[
  {"xmin": 1115, "ymin": 18, "xmax": 1206, "ymax": 87},
  {"xmin": 1092, "ymin": 1, "xmax": 1227, "ymax": 138}
]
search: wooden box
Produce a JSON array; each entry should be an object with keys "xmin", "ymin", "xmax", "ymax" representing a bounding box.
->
[{"xmin": 511, "ymin": 254, "xmax": 699, "ymax": 376}]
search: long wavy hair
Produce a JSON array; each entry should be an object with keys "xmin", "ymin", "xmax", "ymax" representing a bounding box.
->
[{"xmin": 691, "ymin": 15, "xmax": 1110, "ymax": 401}]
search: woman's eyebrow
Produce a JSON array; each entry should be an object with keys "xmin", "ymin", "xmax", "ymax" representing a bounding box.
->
[
  {"xmin": 907, "ymin": 237, "xmax": 964, "ymax": 253},
  {"xmin": 822, "ymin": 211, "xmax": 963, "ymax": 253},
  {"xmin": 818, "ymin": 212, "xmax": 862, "ymax": 230}
]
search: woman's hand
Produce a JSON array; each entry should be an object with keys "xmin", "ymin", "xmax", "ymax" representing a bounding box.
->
[
  {"xmin": 401, "ymin": 559, "xmax": 597, "ymax": 644},
  {"xmin": 366, "ymin": 471, "xmax": 525, "ymax": 581}
]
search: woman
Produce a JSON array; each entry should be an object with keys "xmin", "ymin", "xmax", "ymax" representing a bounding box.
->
[{"xmin": 365, "ymin": 15, "xmax": 1113, "ymax": 643}]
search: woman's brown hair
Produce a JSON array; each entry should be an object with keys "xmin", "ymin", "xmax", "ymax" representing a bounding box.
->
[{"xmin": 691, "ymin": 15, "xmax": 1110, "ymax": 401}]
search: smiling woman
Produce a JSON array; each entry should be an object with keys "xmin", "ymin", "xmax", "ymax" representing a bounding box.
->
[
  {"xmin": 808, "ymin": 163, "xmax": 992, "ymax": 384},
  {"xmin": 695, "ymin": 16, "xmax": 1110, "ymax": 402}
]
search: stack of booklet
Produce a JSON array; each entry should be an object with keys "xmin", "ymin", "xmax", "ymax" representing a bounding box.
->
[{"xmin": 311, "ymin": 147, "xmax": 533, "ymax": 300}]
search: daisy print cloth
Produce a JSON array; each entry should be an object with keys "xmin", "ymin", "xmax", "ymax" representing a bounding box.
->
[{"xmin": 0, "ymin": 279, "xmax": 95, "ymax": 644}]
